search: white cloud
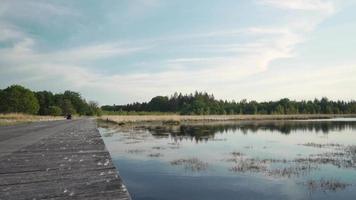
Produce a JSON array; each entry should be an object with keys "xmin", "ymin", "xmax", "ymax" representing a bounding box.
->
[
  {"xmin": 0, "ymin": 23, "xmax": 326, "ymax": 103},
  {"xmin": 0, "ymin": 23, "xmax": 23, "ymax": 42},
  {"xmin": 260, "ymin": 0, "xmax": 335, "ymax": 13},
  {"xmin": 0, "ymin": 0, "xmax": 78, "ymax": 18},
  {"xmin": 50, "ymin": 44, "xmax": 148, "ymax": 63}
]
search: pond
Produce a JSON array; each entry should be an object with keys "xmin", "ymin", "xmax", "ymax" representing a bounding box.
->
[{"xmin": 98, "ymin": 119, "xmax": 356, "ymax": 200}]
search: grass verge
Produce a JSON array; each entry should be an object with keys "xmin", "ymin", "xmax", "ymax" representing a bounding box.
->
[{"xmin": 0, "ymin": 113, "xmax": 64, "ymax": 126}]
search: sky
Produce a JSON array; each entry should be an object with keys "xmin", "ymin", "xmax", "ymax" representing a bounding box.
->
[{"xmin": 0, "ymin": 0, "xmax": 355, "ymax": 105}]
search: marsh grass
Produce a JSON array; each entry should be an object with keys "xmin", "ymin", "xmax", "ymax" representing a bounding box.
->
[
  {"xmin": 126, "ymin": 149, "xmax": 146, "ymax": 154},
  {"xmin": 99, "ymin": 114, "xmax": 355, "ymax": 124},
  {"xmin": 227, "ymin": 151, "xmax": 319, "ymax": 178},
  {"xmin": 227, "ymin": 142, "xmax": 356, "ymax": 179},
  {"xmin": 230, "ymin": 159, "xmax": 268, "ymax": 173},
  {"xmin": 305, "ymin": 179, "xmax": 352, "ymax": 192},
  {"xmin": 301, "ymin": 143, "xmax": 344, "ymax": 148},
  {"xmin": 148, "ymin": 153, "xmax": 164, "ymax": 157},
  {"xmin": 298, "ymin": 143, "xmax": 356, "ymax": 169},
  {"xmin": 267, "ymin": 165, "xmax": 318, "ymax": 178},
  {"xmin": 170, "ymin": 158, "xmax": 208, "ymax": 172},
  {"xmin": 0, "ymin": 113, "xmax": 64, "ymax": 126}
]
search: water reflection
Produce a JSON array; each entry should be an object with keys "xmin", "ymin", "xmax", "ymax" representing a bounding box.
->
[
  {"xmin": 98, "ymin": 119, "xmax": 356, "ymax": 200},
  {"xmin": 122, "ymin": 120, "xmax": 356, "ymax": 142}
]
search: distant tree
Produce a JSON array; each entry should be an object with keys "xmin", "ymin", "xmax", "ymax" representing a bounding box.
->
[
  {"xmin": 243, "ymin": 101, "xmax": 258, "ymax": 114},
  {"xmin": 148, "ymin": 96, "xmax": 169, "ymax": 111},
  {"xmin": 100, "ymin": 91, "xmax": 356, "ymax": 115},
  {"xmin": 351, "ymin": 102, "xmax": 356, "ymax": 113},
  {"xmin": 274, "ymin": 105, "xmax": 284, "ymax": 114},
  {"xmin": 0, "ymin": 85, "xmax": 39, "ymax": 114},
  {"xmin": 191, "ymin": 99, "xmax": 207, "ymax": 115},
  {"xmin": 61, "ymin": 99, "xmax": 76, "ymax": 115},
  {"xmin": 87, "ymin": 101, "xmax": 102, "ymax": 116},
  {"xmin": 35, "ymin": 91, "xmax": 54, "ymax": 115},
  {"xmin": 63, "ymin": 91, "xmax": 89, "ymax": 115},
  {"xmin": 48, "ymin": 106, "xmax": 62, "ymax": 116}
]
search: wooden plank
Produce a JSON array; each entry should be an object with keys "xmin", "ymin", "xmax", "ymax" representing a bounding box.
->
[{"xmin": 0, "ymin": 119, "xmax": 131, "ymax": 200}]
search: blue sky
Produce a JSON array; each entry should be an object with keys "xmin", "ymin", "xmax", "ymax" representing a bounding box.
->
[{"xmin": 0, "ymin": 0, "xmax": 355, "ymax": 105}]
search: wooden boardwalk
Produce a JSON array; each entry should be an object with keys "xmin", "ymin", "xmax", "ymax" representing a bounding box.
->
[{"xmin": 0, "ymin": 119, "xmax": 131, "ymax": 200}]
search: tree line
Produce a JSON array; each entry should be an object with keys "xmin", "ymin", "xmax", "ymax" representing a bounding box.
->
[
  {"xmin": 0, "ymin": 85, "xmax": 101, "ymax": 116},
  {"xmin": 102, "ymin": 92, "xmax": 356, "ymax": 115}
]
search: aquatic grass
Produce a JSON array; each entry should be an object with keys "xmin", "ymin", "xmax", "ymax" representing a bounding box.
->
[
  {"xmin": 148, "ymin": 153, "xmax": 164, "ymax": 157},
  {"xmin": 231, "ymin": 151, "xmax": 244, "ymax": 157},
  {"xmin": 346, "ymin": 145, "xmax": 356, "ymax": 155},
  {"xmin": 152, "ymin": 146, "xmax": 165, "ymax": 150},
  {"xmin": 230, "ymin": 159, "xmax": 267, "ymax": 173},
  {"xmin": 227, "ymin": 151, "xmax": 319, "ymax": 178},
  {"xmin": 301, "ymin": 143, "xmax": 344, "ymax": 148},
  {"xmin": 124, "ymin": 141, "xmax": 142, "ymax": 144},
  {"xmin": 170, "ymin": 158, "xmax": 208, "ymax": 172},
  {"xmin": 296, "ymin": 143, "xmax": 356, "ymax": 169},
  {"xmin": 126, "ymin": 149, "xmax": 146, "ymax": 154},
  {"xmin": 305, "ymin": 179, "xmax": 352, "ymax": 192},
  {"xmin": 267, "ymin": 164, "xmax": 319, "ymax": 178}
]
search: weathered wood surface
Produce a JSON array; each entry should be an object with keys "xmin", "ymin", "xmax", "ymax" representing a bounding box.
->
[{"xmin": 0, "ymin": 119, "xmax": 131, "ymax": 200}]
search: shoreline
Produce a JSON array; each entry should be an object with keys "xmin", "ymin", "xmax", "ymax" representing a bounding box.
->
[{"xmin": 99, "ymin": 114, "xmax": 356, "ymax": 124}]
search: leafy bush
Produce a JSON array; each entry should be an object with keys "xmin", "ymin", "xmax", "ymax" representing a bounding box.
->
[{"xmin": 48, "ymin": 106, "xmax": 62, "ymax": 116}]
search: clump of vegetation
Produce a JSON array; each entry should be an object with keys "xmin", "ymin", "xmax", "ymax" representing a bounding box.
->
[
  {"xmin": 170, "ymin": 158, "xmax": 208, "ymax": 172},
  {"xmin": 301, "ymin": 143, "xmax": 344, "ymax": 148},
  {"xmin": 227, "ymin": 151, "xmax": 318, "ymax": 178},
  {"xmin": 126, "ymin": 149, "xmax": 145, "ymax": 154},
  {"xmin": 305, "ymin": 179, "xmax": 351, "ymax": 192},
  {"xmin": 152, "ymin": 146, "xmax": 165, "ymax": 150},
  {"xmin": 231, "ymin": 151, "xmax": 244, "ymax": 157},
  {"xmin": 162, "ymin": 120, "xmax": 180, "ymax": 125},
  {"xmin": 230, "ymin": 159, "xmax": 267, "ymax": 173},
  {"xmin": 148, "ymin": 153, "xmax": 164, "ymax": 157},
  {"xmin": 296, "ymin": 143, "xmax": 356, "ymax": 169},
  {"xmin": 267, "ymin": 165, "xmax": 318, "ymax": 178},
  {"xmin": 346, "ymin": 145, "xmax": 356, "ymax": 155},
  {"xmin": 294, "ymin": 157, "xmax": 351, "ymax": 168}
]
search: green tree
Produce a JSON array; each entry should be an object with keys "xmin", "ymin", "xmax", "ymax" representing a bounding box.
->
[
  {"xmin": 274, "ymin": 105, "xmax": 284, "ymax": 114},
  {"xmin": 0, "ymin": 85, "xmax": 39, "ymax": 114},
  {"xmin": 148, "ymin": 96, "xmax": 169, "ymax": 111},
  {"xmin": 243, "ymin": 101, "xmax": 258, "ymax": 114},
  {"xmin": 35, "ymin": 91, "xmax": 54, "ymax": 115},
  {"xmin": 48, "ymin": 106, "xmax": 62, "ymax": 116},
  {"xmin": 61, "ymin": 99, "xmax": 76, "ymax": 115},
  {"xmin": 87, "ymin": 101, "xmax": 102, "ymax": 116},
  {"xmin": 63, "ymin": 91, "xmax": 89, "ymax": 115},
  {"xmin": 191, "ymin": 99, "xmax": 207, "ymax": 115},
  {"xmin": 100, "ymin": 91, "xmax": 356, "ymax": 115}
]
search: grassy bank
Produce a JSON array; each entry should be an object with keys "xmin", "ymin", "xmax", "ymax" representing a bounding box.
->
[
  {"xmin": 99, "ymin": 114, "xmax": 356, "ymax": 124},
  {"xmin": 102, "ymin": 111, "xmax": 177, "ymax": 115},
  {"xmin": 0, "ymin": 113, "xmax": 65, "ymax": 126}
]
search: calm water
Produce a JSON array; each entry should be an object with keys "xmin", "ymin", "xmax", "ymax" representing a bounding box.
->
[{"xmin": 99, "ymin": 119, "xmax": 356, "ymax": 200}]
